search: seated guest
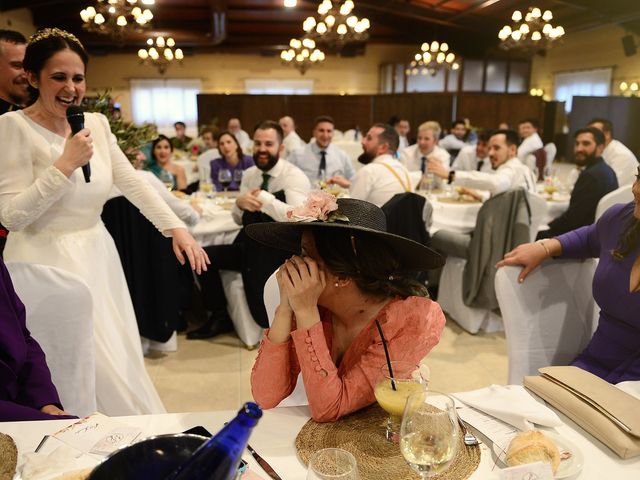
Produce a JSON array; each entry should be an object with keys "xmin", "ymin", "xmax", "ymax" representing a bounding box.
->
[
  {"xmin": 248, "ymin": 196, "xmax": 446, "ymax": 421},
  {"xmin": 210, "ymin": 131, "xmax": 254, "ymax": 191},
  {"xmin": 0, "ymin": 258, "xmax": 74, "ymax": 421},
  {"xmin": 289, "ymin": 115, "xmax": 354, "ymax": 184},
  {"xmin": 279, "ymin": 115, "xmax": 306, "ymax": 159},
  {"xmin": 228, "ymin": 117, "xmax": 253, "ymax": 153},
  {"xmin": 428, "ymin": 129, "xmax": 537, "ymax": 201},
  {"xmin": 588, "ymin": 118, "xmax": 639, "ymax": 186},
  {"xmin": 439, "ymin": 119, "xmax": 470, "ymax": 155},
  {"xmin": 170, "ymin": 121, "xmax": 192, "ymax": 152},
  {"xmin": 330, "ymin": 124, "xmax": 413, "ymax": 207},
  {"xmin": 389, "ymin": 115, "xmax": 412, "ymax": 150},
  {"xmin": 400, "ymin": 121, "xmax": 450, "ymax": 175},
  {"xmin": 498, "ymin": 167, "xmax": 640, "ymax": 383},
  {"xmin": 144, "ymin": 135, "xmax": 187, "ymax": 191},
  {"xmin": 538, "ymin": 127, "xmax": 617, "ymax": 239},
  {"xmin": 451, "ymin": 129, "xmax": 492, "ymax": 173},
  {"xmin": 516, "ymin": 118, "xmax": 543, "ymax": 162},
  {"xmin": 188, "ymin": 121, "xmax": 311, "ymax": 339}
]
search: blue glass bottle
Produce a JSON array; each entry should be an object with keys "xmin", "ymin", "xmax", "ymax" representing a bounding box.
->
[{"xmin": 166, "ymin": 402, "xmax": 262, "ymax": 480}]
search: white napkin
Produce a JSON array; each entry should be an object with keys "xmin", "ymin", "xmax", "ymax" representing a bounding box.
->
[
  {"xmin": 200, "ymin": 202, "xmax": 225, "ymax": 220},
  {"xmin": 452, "ymin": 384, "xmax": 563, "ymax": 431},
  {"xmin": 20, "ymin": 442, "xmax": 97, "ymax": 480}
]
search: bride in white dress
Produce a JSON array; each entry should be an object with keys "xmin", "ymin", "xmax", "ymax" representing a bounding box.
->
[{"xmin": 0, "ymin": 29, "xmax": 209, "ymax": 416}]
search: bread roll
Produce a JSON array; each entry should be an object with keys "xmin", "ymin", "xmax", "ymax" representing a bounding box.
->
[
  {"xmin": 506, "ymin": 430, "xmax": 561, "ymax": 473},
  {"xmin": 0, "ymin": 432, "xmax": 18, "ymax": 480}
]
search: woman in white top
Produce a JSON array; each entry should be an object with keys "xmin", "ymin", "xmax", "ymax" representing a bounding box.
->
[{"xmin": 0, "ymin": 28, "xmax": 209, "ymax": 415}]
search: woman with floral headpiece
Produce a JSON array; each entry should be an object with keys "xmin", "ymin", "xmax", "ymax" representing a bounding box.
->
[
  {"xmin": 0, "ymin": 28, "xmax": 209, "ymax": 416},
  {"xmin": 247, "ymin": 192, "xmax": 446, "ymax": 422}
]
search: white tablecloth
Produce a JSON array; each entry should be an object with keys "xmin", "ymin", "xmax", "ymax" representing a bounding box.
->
[
  {"xmin": 3, "ymin": 400, "xmax": 637, "ymax": 480},
  {"xmin": 187, "ymin": 197, "xmax": 241, "ymax": 247}
]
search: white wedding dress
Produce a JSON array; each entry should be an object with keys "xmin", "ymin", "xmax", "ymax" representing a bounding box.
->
[{"xmin": 0, "ymin": 111, "xmax": 185, "ymax": 416}]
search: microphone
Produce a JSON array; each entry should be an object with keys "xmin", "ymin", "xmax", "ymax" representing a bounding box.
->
[{"xmin": 66, "ymin": 105, "xmax": 90, "ymax": 183}]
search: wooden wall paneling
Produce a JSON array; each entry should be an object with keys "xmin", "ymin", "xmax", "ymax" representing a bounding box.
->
[
  {"xmin": 197, "ymin": 94, "xmax": 246, "ymax": 129},
  {"xmin": 372, "ymin": 93, "xmax": 454, "ymax": 136},
  {"xmin": 240, "ymin": 95, "xmax": 287, "ymax": 133},
  {"xmin": 457, "ymin": 93, "xmax": 544, "ymax": 131}
]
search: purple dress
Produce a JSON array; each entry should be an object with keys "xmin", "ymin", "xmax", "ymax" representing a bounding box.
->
[
  {"xmin": 210, "ymin": 155, "xmax": 255, "ymax": 191},
  {"xmin": 0, "ymin": 259, "xmax": 73, "ymax": 421},
  {"xmin": 557, "ymin": 202, "xmax": 640, "ymax": 383}
]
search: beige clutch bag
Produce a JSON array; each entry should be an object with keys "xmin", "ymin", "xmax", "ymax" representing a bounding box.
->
[{"xmin": 524, "ymin": 366, "xmax": 640, "ymax": 459}]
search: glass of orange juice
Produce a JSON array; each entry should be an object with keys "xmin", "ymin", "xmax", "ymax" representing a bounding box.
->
[{"xmin": 374, "ymin": 361, "xmax": 428, "ymax": 443}]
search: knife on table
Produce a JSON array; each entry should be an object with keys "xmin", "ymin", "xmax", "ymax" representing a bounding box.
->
[{"xmin": 246, "ymin": 444, "xmax": 282, "ymax": 480}]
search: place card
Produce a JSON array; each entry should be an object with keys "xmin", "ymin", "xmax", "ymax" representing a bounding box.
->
[
  {"xmin": 498, "ymin": 461, "xmax": 554, "ymax": 480},
  {"xmin": 52, "ymin": 412, "xmax": 142, "ymax": 456}
]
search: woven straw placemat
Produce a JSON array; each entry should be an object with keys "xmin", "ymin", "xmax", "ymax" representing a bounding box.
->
[
  {"xmin": 295, "ymin": 404, "xmax": 480, "ymax": 480},
  {"xmin": 0, "ymin": 432, "xmax": 18, "ymax": 480}
]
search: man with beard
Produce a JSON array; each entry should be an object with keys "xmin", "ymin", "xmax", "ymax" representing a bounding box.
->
[
  {"xmin": 329, "ymin": 123, "xmax": 413, "ymax": 207},
  {"xmin": 189, "ymin": 121, "xmax": 310, "ymax": 339},
  {"xmin": 537, "ymin": 127, "xmax": 617, "ymax": 239},
  {"xmin": 0, "ymin": 30, "xmax": 28, "ymax": 257}
]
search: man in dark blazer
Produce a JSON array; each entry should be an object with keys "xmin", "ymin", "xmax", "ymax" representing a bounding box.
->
[{"xmin": 537, "ymin": 127, "xmax": 618, "ymax": 239}]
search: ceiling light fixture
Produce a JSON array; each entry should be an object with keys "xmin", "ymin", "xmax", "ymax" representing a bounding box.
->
[
  {"xmin": 280, "ymin": 37, "xmax": 326, "ymax": 74},
  {"xmin": 407, "ymin": 41, "xmax": 459, "ymax": 77},
  {"xmin": 137, "ymin": 36, "xmax": 184, "ymax": 74},
  {"xmin": 498, "ymin": 7, "xmax": 564, "ymax": 54},
  {"xmin": 302, "ymin": 0, "xmax": 370, "ymax": 53},
  {"xmin": 80, "ymin": 0, "xmax": 154, "ymax": 42}
]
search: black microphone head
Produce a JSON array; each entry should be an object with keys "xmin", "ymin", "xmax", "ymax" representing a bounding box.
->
[{"xmin": 66, "ymin": 105, "xmax": 84, "ymax": 132}]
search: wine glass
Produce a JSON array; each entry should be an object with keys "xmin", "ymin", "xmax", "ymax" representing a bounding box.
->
[
  {"xmin": 218, "ymin": 169, "xmax": 232, "ymax": 192},
  {"xmin": 199, "ymin": 179, "xmax": 213, "ymax": 199},
  {"xmin": 158, "ymin": 169, "xmax": 175, "ymax": 191},
  {"xmin": 307, "ymin": 448, "xmax": 358, "ymax": 480},
  {"xmin": 419, "ymin": 173, "xmax": 435, "ymax": 195},
  {"xmin": 373, "ymin": 361, "xmax": 428, "ymax": 443},
  {"xmin": 400, "ymin": 391, "xmax": 459, "ymax": 479},
  {"xmin": 233, "ymin": 169, "xmax": 244, "ymax": 187}
]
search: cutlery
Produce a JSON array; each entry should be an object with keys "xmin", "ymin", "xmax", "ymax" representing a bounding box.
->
[
  {"xmin": 457, "ymin": 416, "xmax": 480, "ymax": 446},
  {"xmin": 247, "ymin": 444, "xmax": 282, "ymax": 480}
]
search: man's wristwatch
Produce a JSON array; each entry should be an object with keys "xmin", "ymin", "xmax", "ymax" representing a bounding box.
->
[{"xmin": 447, "ymin": 171, "xmax": 455, "ymax": 184}]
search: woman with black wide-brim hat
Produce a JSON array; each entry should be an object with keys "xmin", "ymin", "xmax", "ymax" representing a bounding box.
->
[{"xmin": 248, "ymin": 192, "xmax": 446, "ymax": 422}]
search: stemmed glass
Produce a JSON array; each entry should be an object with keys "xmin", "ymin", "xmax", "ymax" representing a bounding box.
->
[
  {"xmin": 400, "ymin": 391, "xmax": 459, "ymax": 479},
  {"xmin": 233, "ymin": 169, "xmax": 243, "ymax": 187},
  {"xmin": 373, "ymin": 361, "xmax": 429, "ymax": 443},
  {"xmin": 306, "ymin": 448, "xmax": 358, "ymax": 480},
  {"xmin": 158, "ymin": 169, "xmax": 175, "ymax": 191},
  {"xmin": 218, "ymin": 169, "xmax": 232, "ymax": 192}
]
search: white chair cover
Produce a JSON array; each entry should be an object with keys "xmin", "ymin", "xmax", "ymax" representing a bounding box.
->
[
  {"xmin": 595, "ymin": 185, "xmax": 634, "ymax": 220},
  {"xmin": 528, "ymin": 193, "xmax": 549, "ymax": 241},
  {"xmin": 5, "ymin": 261, "xmax": 96, "ymax": 417},
  {"xmin": 263, "ymin": 271, "xmax": 309, "ymax": 407},
  {"xmin": 543, "ymin": 143, "xmax": 557, "ymax": 166},
  {"xmin": 219, "ymin": 270, "xmax": 263, "ymax": 348},
  {"xmin": 494, "ymin": 260, "xmax": 599, "ymax": 385},
  {"xmin": 197, "ymin": 154, "xmax": 212, "ymax": 184}
]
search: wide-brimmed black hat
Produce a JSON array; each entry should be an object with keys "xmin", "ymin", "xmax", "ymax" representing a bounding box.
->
[{"xmin": 245, "ymin": 198, "xmax": 444, "ymax": 271}]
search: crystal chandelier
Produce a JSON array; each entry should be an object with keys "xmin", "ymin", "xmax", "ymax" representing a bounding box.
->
[
  {"xmin": 407, "ymin": 41, "xmax": 459, "ymax": 77},
  {"xmin": 137, "ymin": 37, "xmax": 184, "ymax": 74},
  {"xmin": 498, "ymin": 7, "xmax": 565, "ymax": 54},
  {"xmin": 80, "ymin": 0, "xmax": 154, "ymax": 42},
  {"xmin": 302, "ymin": 0, "xmax": 370, "ymax": 52},
  {"xmin": 620, "ymin": 81, "xmax": 639, "ymax": 97},
  {"xmin": 280, "ymin": 38, "xmax": 326, "ymax": 75}
]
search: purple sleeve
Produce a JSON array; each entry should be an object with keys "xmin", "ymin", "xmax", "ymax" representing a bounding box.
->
[
  {"xmin": 0, "ymin": 400, "xmax": 76, "ymax": 422},
  {"xmin": 242, "ymin": 155, "xmax": 255, "ymax": 169}
]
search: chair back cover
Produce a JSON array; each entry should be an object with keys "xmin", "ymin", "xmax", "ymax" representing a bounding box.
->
[
  {"xmin": 6, "ymin": 261, "xmax": 96, "ymax": 416},
  {"xmin": 543, "ymin": 143, "xmax": 557, "ymax": 165},
  {"xmin": 528, "ymin": 193, "xmax": 549, "ymax": 241},
  {"xmin": 495, "ymin": 260, "xmax": 599, "ymax": 385},
  {"xmin": 381, "ymin": 192, "xmax": 430, "ymax": 246},
  {"xmin": 595, "ymin": 185, "xmax": 634, "ymax": 221}
]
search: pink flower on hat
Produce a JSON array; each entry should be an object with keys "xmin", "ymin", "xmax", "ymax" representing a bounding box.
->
[{"xmin": 287, "ymin": 190, "xmax": 339, "ymax": 222}]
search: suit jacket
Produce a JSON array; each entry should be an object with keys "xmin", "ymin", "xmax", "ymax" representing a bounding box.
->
[{"xmin": 538, "ymin": 157, "xmax": 618, "ymax": 239}]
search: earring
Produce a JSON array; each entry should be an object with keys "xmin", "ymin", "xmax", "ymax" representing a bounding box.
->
[{"xmin": 334, "ymin": 282, "xmax": 339, "ymax": 287}]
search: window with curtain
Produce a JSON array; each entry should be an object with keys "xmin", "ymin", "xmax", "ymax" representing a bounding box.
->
[
  {"xmin": 130, "ymin": 79, "xmax": 201, "ymax": 137},
  {"xmin": 244, "ymin": 79, "xmax": 313, "ymax": 94},
  {"xmin": 554, "ymin": 68, "xmax": 611, "ymax": 112}
]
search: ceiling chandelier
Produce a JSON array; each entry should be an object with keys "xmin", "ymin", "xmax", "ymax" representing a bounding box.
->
[
  {"xmin": 302, "ymin": 0, "xmax": 370, "ymax": 52},
  {"xmin": 80, "ymin": 0, "xmax": 155, "ymax": 42},
  {"xmin": 498, "ymin": 7, "xmax": 565, "ymax": 54},
  {"xmin": 407, "ymin": 41, "xmax": 459, "ymax": 76},
  {"xmin": 280, "ymin": 38, "xmax": 326, "ymax": 75},
  {"xmin": 138, "ymin": 37, "xmax": 184, "ymax": 74}
]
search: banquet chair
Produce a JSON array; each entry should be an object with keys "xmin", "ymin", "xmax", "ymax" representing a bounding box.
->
[
  {"xmin": 197, "ymin": 153, "xmax": 212, "ymax": 184},
  {"xmin": 5, "ymin": 261, "xmax": 96, "ymax": 417},
  {"xmin": 543, "ymin": 142, "xmax": 557, "ymax": 166},
  {"xmin": 527, "ymin": 193, "xmax": 548, "ymax": 241},
  {"xmin": 219, "ymin": 270, "xmax": 264, "ymax": 348},
  {"xmin": 263, "ymin": 271, "xmax": 309, "ymax": 407},
  {"xmin": 595, "ymin": 185, "xmax": 634, "ymax": 221},
  {"xmin": 495, "ymin": 260, "xmax": 599, "ymax": 385}
]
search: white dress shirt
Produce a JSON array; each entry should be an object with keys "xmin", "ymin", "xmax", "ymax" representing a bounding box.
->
[
  {"xmin": 451, "ymin": 145, "xmax": 492, "ymax": 173},
  {"xmin": 602, "ymin": 139, "xmax": 639, "ymax": 186},
  {"xmin": 453, "ymin": 157, "xmax": 537, "ymax": 198},
  {"xmin": 439, "ymin": 134, "xmax": 468, "ymax": 152},
  {"xmin": 398, "ymin": 135, "xmax": 409, "ymax": 150},
  {"xmin": 288, "ymin": 142, "xmax": 356, "ymax": 182},
  {"xmin": 231, "ymin": 159, "xmax": 311, "ymax": 224},
  {"xmin": 517, "ymin": 132, "xmax": 543, "ymax": 161},
  {"xmin": 233, "ymin": 129, "xmax": 253, "ymax": 153},
  {"xmin": 282, "ymin": 131, "xmax": 306, "ymax": 159},
  {"xmin": 349, "ymin": 154, "xmax": 414, "ymax": 207},
  {"xmin": 400, "ymin": 144, "xmax": 451, "ymax": 172}
]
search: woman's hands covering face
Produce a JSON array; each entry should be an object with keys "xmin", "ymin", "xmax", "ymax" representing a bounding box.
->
[{"xmin": 280, "ymin": 255, "xmax": 326, "ymax": 315}]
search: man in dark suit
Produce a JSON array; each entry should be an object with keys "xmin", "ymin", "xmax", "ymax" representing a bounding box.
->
[{"xmin": 537, "ymin": 127, "xmax": 618, "ymax": 239}]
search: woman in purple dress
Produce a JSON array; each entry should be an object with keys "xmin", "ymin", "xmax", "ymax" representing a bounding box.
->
[
  {"xmin": 209, "ymin": 131, "xmax": 254, "ymax": 191},
  {"xmin": 0, "ymin": 259, "xmax": 75, "ymax": 421},
  {"xmin": 498, "ymin": 167, "xmax": 640, "ymax": 383}
]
